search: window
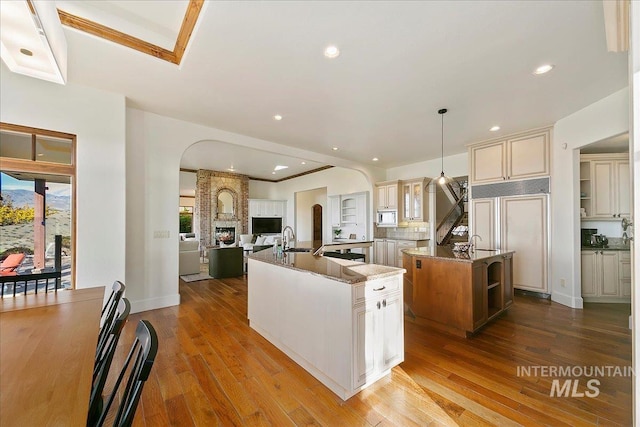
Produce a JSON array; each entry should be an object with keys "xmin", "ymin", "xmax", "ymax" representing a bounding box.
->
[
  {"xmin": 179, "ymin": 206, "xmax": 193, "ymax": 233},
  {"xmin": 0, "ymin": 122, "xmax": 76, "ymax": 290}
]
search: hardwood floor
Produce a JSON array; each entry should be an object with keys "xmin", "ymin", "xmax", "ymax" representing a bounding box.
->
[{"xmin": 107, "ymin": 276, "xmax": 632, "ymax": 426}]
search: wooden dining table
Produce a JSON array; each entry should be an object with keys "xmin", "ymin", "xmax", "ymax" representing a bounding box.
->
[{"xmin": 0, "ymin": 286, "xmax": 105, "ymax": 426}]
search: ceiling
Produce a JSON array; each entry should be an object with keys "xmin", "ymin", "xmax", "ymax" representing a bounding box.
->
[{"xmin": 8, "ymin": 1, "xmax": 631, "ymax": 180}]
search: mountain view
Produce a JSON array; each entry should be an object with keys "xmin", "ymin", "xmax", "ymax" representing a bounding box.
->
[{"xmin": 2, "ymin": 189, "xmax": 70, "ymax": 210}]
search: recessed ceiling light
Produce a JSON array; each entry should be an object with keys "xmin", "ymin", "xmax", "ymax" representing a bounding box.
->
[
  {"xmin": 324, "ymin": 45, "xmax": 340, "ymax": 58},
  {"xmin": 372, "ymin": 157, "xmax": 379, "ymax": 161},
  {"xmin": 332, "ymin": 147, "xmax": 339, "ymax": 151},
  {"xmin": 301, "ymin": 161, "xmax": 306, "ymax": 165},
  {"xmin": 20, "ymin": 48, "xmax": 33, "ymax": 57},
  {"xmin": 37, "ymin": 153, "xmax": 44, "ymax": 156},
  {"xmin": 272, "ymin": 171, "xmax": 276, "ymax": 175},
  {"xmin": 273, "ymin": 114, "xmax": 283, "ymax": 121},
  {"xmin": 533, "ymin": 64, "xmax": 554, "ymax": 75},
  {"xmin": 227, "ymin": 168, "xmax": 235, "ymax": 172},
  {"xmin": 274, "ymin": 165, "xmax": 288, "ymax": 171},
  {"xmin": 489, "ymin": 126, "xmax": 500, "ymax": 132}
]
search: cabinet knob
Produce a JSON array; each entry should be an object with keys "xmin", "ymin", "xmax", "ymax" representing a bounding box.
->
[
  {"xmin": 382, "ymin": 299, "xmax": 387, "ymax": 308},
  {"xmin": 377, "ymin": 301, "xmax": 381, "ymax": 309}
]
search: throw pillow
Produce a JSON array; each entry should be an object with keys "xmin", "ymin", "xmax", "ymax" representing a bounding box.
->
[
  {"xmin": 239, "ymin": 234, "xmax": 252, "ymax": 245},
  {"xmin": 251, "ymin": 234, "xmax": 258, "ymax": 243},
  {"xmin": 255, "ymin": 236, "xmax": 267, "ymax": 245}
]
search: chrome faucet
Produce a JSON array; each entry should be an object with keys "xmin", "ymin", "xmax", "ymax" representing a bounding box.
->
[
  {"xmin": 282, "ymin": 226, "xmax": 295, "ymax": 250},
  {"xmin": 469, "ymin": 234, "xmax": 482, "ymax": 251}
]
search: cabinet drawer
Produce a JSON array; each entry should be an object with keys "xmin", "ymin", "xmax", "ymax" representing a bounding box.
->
[{"xmin": 353, "ymin": 277, "xmax": 400, "ymax": 305}]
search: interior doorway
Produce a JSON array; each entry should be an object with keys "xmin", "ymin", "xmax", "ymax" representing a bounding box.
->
[{"xmin": 312, "ymin": 204, "xmax": 322, "ymax": 243}]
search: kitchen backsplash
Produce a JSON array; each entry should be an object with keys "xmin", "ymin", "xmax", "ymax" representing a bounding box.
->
[{"xmin": 374, "ymin": 223, "xmax": 430, "ymax": 240}]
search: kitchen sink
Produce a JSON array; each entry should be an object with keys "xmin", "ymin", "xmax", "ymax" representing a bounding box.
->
[{"xmin": 284, "ymin": 247, "xmax": 313, "ymax": 253}]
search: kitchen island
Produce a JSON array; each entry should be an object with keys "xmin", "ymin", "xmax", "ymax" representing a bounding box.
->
[
  {"xmin": 247, "ymin": 249, "xmax": 404, "ymax": 400},
  {"xmin": 402, "ymin": 246, "xmax": 515, "ymax": 337}
]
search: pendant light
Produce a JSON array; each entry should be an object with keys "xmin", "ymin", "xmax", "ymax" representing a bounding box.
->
[{"xmin": 438, "ymin": 108, "xmax": 448, "ymax": 185}]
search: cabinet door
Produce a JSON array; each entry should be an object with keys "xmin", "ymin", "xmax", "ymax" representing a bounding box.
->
[
  {"xmin": 329, "ymin": 196, "xmax": 341, "ymax": 227},
  {"xmin": 471, "ymin": 261, "xmax": 488, "ymax": 330},
  {"xmin": 376, "ymin": 186, "xmax": 388, "ymax": 210},
  {"xmin": 581, "ymin": 251, "xmax": 598, "ymax": 296},
  {"xmin": 249, "ymin": 199, "xmax": 260, "ymax": 217},
  {"xmin": 374, "ymin": 240, "xmax": 386, "ymax": 264},
  {"xmin": 500, "ymin": 195, "xmax": 548, "ymax": 292},
  {"xmin": 273, "ymin": 200, "xmax": 285, "ymax": 217},
  {"xmin": 380, "ymin": 293, "xmax": 404, "ymax": 370},
  {"xmin": 402, "ymin": 183, "xmax": 411, "ymax": 220},
  {"xmin": 385, "ymin": 240, "xmax": 397, "ymax": 267},
  {"xmin": 502, "ymin": 254, "xmax": 514, "ymax": 307},
  {"xmin": 615, "ymin": 160, "xmax": 630, "ymax": 217},
  {"xmin": 386, "ymin": 185, "xmax": 398, "ymax": 210},
  {"xmin": 353, "ymin": 302, "xmax": 377, "ymax": 388},
  {"xmin": 507, "ymin": 132, "xmax": 549, "ymax": 180},
  {"xmin": 471, "ymin": 141, "xmax": 506, "ymax": 184},
  {"xmin": 592, "ymin": 161, "xmax": 615, "ymax": 218},
  {"xmin": 600, "ymin": 251, "xmax": 619, "ymax": 296},
  {"xmin": 619, "ymin": 252, "xmax": 631, "ymax": 297},
  {"xmin": 470, "ymin": 199, "xmax": 496, "ymax": 250}
]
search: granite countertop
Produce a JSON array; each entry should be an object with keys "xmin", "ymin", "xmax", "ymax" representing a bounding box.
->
[
  {"xmin": 248, "ymin": 249, "xmax": 404, "ymax": 284},
  {"xmin": 581, "ymin": 245, "xmax": 630, "ymax": 251},
  {"xmin": 402, "ymin": 246, "xmax": 515, "ymax": 263},
  {"xmin": 373, "ymin": 237, "xmax": 429, "ymax": 242}
]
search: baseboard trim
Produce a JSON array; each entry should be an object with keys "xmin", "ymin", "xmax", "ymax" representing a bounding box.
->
[
  {"xmin": 551, "ymin": 292, "xmax": 583, "ymax": 309},
  {"xmin": 130, "ymin": 293, "xmax": 180, "ymax": 314}
]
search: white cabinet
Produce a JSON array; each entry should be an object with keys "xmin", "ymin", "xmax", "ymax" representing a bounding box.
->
[
  {"xmin": 329, "ymin": 196, "xmax": 341, "ymax": 227},
  {"xmin": 500, "ymin": 195, "xmax": 548, "ymax": 293},
  {"xmin": 248, "ymin": 260, "xmax": 404, "ymax": 400},
  {"xmin": 376, "ymin": 182, "xmax": 399, "ymax": 210},
  {"xmin": 401, "ymin": 178, "xmax": 428, "ymax": 222},
  {"xmin": 249, "ymin": 199, "xmax": 286, "ymax": 217},
  {"xmin": 469, "ymin": 129, "xmax": 550, "ymax": 184},
  {"xmin": 329, "ymin": 193, "xmax": 367, "ymax": 228},
  {"xmin": 580, "ymin": 154, "xmax": 630, "ymax": 219},
  {"xmin": 374, "ymin": 239, "xmax": 397, "ymax": 267},
  {"xmin": 581, "ymin": 250, "xmax": 629, "ymax": 301},
  {"xmin": 353, "ymin": 283, "xmax": 403, "ymax": 388}
]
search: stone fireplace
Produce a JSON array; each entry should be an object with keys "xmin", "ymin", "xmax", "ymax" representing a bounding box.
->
[{"xmin": 195, "ymin": 170, "xmax": 249, "ymax": 248}]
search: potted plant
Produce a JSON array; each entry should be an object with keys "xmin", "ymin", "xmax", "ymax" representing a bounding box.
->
[{"xmin": 334, "ymin": 228, "xmax": 342, "ymax": 239}]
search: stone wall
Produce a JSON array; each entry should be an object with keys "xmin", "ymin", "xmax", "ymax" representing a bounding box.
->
[{"xmin": 195, "ymin": 170, "xmax": 249, "ymax": 248}]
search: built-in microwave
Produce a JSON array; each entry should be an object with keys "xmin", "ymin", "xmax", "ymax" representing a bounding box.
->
[{"xmin": 377, "ymin": 210, "xmax": 398, "ymax": 227}]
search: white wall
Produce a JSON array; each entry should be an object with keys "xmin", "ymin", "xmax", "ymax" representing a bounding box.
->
[
  {"xmin": 552, "ymin": 88, "xmax": 630, "ymax": 308},
  {"xmin": 386, "ymin": 152, "xmax": 468, "ymax": 181},
  {"xmin": 179, "ymin": 170, "xmax": 196, "ymax": 197},
  {"xmin": 295, "ymin": 187, "xmax": 327, "ymax": 242},
  {"xmin": 0, "ymin": 65, "xmax": 126, "ymax": 295}
]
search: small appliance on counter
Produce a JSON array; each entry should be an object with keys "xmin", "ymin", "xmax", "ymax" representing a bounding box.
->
[{"xmin": 581, "ymin": 228, "xmax": 597, "ymax": 246}]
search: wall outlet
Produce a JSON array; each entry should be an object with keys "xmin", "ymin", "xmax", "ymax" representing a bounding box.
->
[
  {"xmin": 153, "ymin": 230, "xmax": 170, "ymax": 239},
  {"xmin": 560, "ymin": 278, "xmax": 566, "ymax": 287}
]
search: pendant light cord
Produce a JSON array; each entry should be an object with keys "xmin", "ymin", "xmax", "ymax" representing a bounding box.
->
[{"xmin": 438, "ymin": 108, "xmax": 447, "ymax": 176}]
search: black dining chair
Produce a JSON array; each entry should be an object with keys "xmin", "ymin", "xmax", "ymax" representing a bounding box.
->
[
  {"xmin": 93, "ymin": 320, "xmax": 159, "ymax": 427},
  {"xmin": 96, "ymin": 281, "xmax": 126, "ymax": 356},
  {"xmin": 88, "ymin": 298, "xmax": 131, "ymax": 425}
]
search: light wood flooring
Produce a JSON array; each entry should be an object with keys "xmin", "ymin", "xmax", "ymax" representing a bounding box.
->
[{"xmin": 107, "ymin": 275, "xmax": 632, "ymax": 426}]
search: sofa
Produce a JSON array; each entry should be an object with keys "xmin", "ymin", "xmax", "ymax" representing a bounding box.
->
[
  {"xmin": 239, "ymin": 234, "xmax": 281, "ymax": 252},
  {"xmin": 179, "ymin": 240, "xmax": 200, "ymax": 276}
]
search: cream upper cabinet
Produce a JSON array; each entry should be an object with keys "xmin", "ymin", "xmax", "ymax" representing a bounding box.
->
[
  {"xmin": 470, "ymin": 141, "xmax": 506, "ymax": 184},
  {"xmin": 469, "ymin": 128, "xmax": 550, "ymax": 185},
  {"xmin": 580, "ymin": 154, "xmax": 630, "ymax": 219},
  {"xmin": 401, "ymin": 178, "xmax": 427, "ymax": 222},
  {"xmin": 376, "ymin": 182, "xmax": 399, "ymax": 210}
]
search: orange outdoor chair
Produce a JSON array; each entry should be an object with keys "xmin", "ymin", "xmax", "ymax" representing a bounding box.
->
[{"xmin": 0, "ymin": 253, "xmax": 25, "ymax": 275}]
